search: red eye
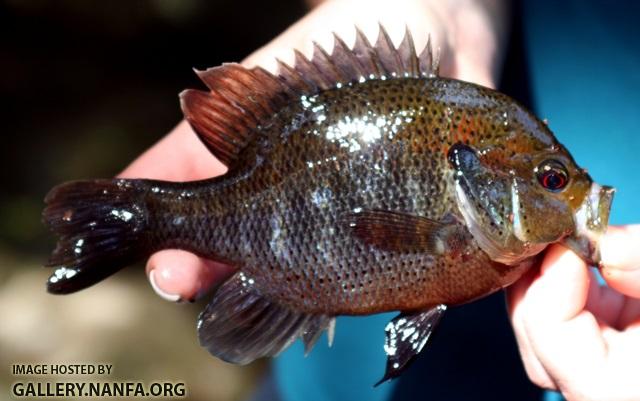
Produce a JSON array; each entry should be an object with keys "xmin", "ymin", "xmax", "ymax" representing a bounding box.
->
[{"xmin": 537, "ymin": 160, "xmax": 569, "ymax": 192}]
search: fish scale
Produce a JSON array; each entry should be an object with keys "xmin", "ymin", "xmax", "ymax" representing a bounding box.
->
[{"xmin": 42, "ymin": 26, "xmax": 613, "ymax": 384}]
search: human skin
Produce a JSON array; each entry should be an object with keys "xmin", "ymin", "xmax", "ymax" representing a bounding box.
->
[
  {"xmin": 508, "ymin": 227, "xmax": 640, "ymax": 401},
  {"xmin": 119, "ymin": 0, "xmax": 640, "ymax": 399}
]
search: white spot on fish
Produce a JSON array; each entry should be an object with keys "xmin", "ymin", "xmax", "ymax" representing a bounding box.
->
[
  {"xmin": 49, "ymin": 267, "xmax": 77, "ymax": 284},
  {"xmin": 311, "ymin": 188, "xmax": 333, "ymax": 208},
  {"xmin": 269, "ymin": 214, "xmax": 291, "ymax": 263},
  {"xmin": 401, "ymin": 326, "xmax": 416, "ymax": 341},
  {"xmin": 111, "ymin": 209, "xmax": 133, "ymax": 222},
  {"xmin": 73, "ymin": 239, "xmax": 84, "ymax": 255}
]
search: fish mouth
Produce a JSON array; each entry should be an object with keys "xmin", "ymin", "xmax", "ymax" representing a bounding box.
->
[{"xmin": 564, "ymin": 183, "xmax": 615, "ymax": 266}]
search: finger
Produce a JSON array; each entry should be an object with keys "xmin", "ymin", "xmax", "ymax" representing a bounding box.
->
[
  {"xmin": 527, "ymin": 245, "xmax": 591, "ymax": 323},
  {"xmin": 146, "ymin": 250, "xmax": 235, "ymax": 302},
  {"xmin": 582, "ymin": 267, "xmax": 640, "ymax": 331},
  {"xmin": 119, "ymin": 120, "xmax": 227, "ymax": 181},
  {"xmin": 506, "ymin": 267, "xmax": 557, "ymax": 390},
  {"xmin": 520, "ymin": 245, "xmax": 608, "ymax": 396},
  {"xmin": 600, "ymin": 224, "xmax": 640, "ymax": 298}
]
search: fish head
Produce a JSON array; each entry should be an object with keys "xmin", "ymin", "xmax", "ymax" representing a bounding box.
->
[{"xmin": 448, "ymin": 124, "xmax": 613, "ymax": 266}]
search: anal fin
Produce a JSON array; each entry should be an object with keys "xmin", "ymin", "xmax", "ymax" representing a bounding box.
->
[
  {"xmin": 375, "ymin": 305, "xmax": 447, "ymax": 386},
  {"xmin": 198, "ymin": 272, "xmax": 333, "ymax": 365},
  {"xmin": 303, "ymin": 316, "xmax": 336, "ymax": 356}
]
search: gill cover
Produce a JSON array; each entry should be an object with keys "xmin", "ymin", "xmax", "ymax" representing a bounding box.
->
[{"xmin": 448, "ymin": 143, "xmax": 575, "ymax": 265}]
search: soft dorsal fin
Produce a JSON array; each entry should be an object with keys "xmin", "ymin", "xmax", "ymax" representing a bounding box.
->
[{"xmin": 180, "ymin": 25, "xmax": 440, "ymax": 169}]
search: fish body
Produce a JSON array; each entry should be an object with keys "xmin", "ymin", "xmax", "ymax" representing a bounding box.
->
[
  {"xmin": 43, "ymin": 27, "xmax": 614, "ymax": 383},
  {"xmin": 151, "ymin": 77, "xmax": 536, "ymax": 314}
]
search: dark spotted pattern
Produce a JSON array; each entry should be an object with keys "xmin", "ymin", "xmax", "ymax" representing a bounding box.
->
[{"xmin": 143, "ymin": 77, "xmax": 544, "ymax": 314}]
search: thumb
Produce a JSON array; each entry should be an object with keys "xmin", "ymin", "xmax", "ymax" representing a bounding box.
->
[
  {"xmin": 146, "ymin": 249, "xmax": 235, "ymax": 302},
  {"xmin": 600, "ymin": 225, "xmax": 640, "ymax": 299}
]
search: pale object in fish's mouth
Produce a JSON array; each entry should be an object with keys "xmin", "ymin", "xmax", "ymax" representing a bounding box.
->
[{"xmin": 563, "ymin": 183, "xmax": 615, "ymax": 267}]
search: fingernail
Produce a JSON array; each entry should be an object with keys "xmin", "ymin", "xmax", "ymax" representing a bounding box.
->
[{"xmin": 149, "ymin": 269, "xmax": 181, "ymax": 302}]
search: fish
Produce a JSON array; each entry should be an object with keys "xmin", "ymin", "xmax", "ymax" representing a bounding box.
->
[{"xmin": 42, "ymin": 26, "xmax": 615, "ymax": 384}]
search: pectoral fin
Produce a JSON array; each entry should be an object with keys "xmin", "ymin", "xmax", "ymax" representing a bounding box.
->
[
  {"xmin": 375, "ymin": 305, "xmax": 447, "ymax": 386},
  {"xmin": 345, "ymin": 210, "xmax": 450, "ymax": 254}
]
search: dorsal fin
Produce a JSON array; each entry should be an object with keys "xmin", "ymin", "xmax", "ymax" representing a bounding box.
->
[
  {"xmin": 374, "ymin": 23, "xmax": 404, "ymax": 76},
  {"xmin": 180, "ymin": 25, "xmax": 440, "ymax": 169}
]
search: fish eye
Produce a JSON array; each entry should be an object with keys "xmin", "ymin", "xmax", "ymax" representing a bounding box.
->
[{"xmin": 536, "ymin": 160, "xmax": 569, "ymax": 192}]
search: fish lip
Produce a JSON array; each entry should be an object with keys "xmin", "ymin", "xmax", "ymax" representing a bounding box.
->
[{"xmin": 572, "ymin": 183, "xmax": 615, "ymax": 266}]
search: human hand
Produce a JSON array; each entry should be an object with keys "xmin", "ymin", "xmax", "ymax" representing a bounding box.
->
[
  {"xmin": 119, "ymin": 0, "xmax": 508, "ymax": 301},
  {"xmin": 507, "ymin": 225, "xmax": 640, "ymax": 401}
]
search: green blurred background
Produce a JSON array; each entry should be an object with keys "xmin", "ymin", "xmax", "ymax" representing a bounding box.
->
[{"xmin": 0, "ymin": 1, "xmax": 306, "ymax": 400}]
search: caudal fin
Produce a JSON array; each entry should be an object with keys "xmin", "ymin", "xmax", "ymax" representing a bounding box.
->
[{"xmin": 43, "ymin": 179, "xmax": 149, "ymax": 294}]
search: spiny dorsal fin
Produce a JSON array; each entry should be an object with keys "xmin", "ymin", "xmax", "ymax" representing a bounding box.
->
[
  {"xmin": 374, "ymin": 23, "xmax": 403, "ymax": 76},
  {"xmin": 180, "ymin": 25, "xmax": 440, "ymax": 169},
  {"xmin": 419, "ymin": 35, "xmax": 439, "ymax": 77},
  {"xmin": 352, "ymin": 27, "xmax": 384, "ymax": 78},
  {"xmin": 398, "ymin": 25, "xmax": 420, "ymax": 76},
  {"xmin": 330, "ymin": 32, "xmax": 368, "ymax": 79}
]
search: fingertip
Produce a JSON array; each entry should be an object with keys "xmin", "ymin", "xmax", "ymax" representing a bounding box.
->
[
  {"xmin": 599, "ymin": 267, "xmax": 640, "ymax": 299},
  {"xmin": 600, "ymin": 225, "xmax": 640, "ymax": 298},
  {"xmin": 146, "ymin": 250, "xmax": 235, "ymax": 302}
]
